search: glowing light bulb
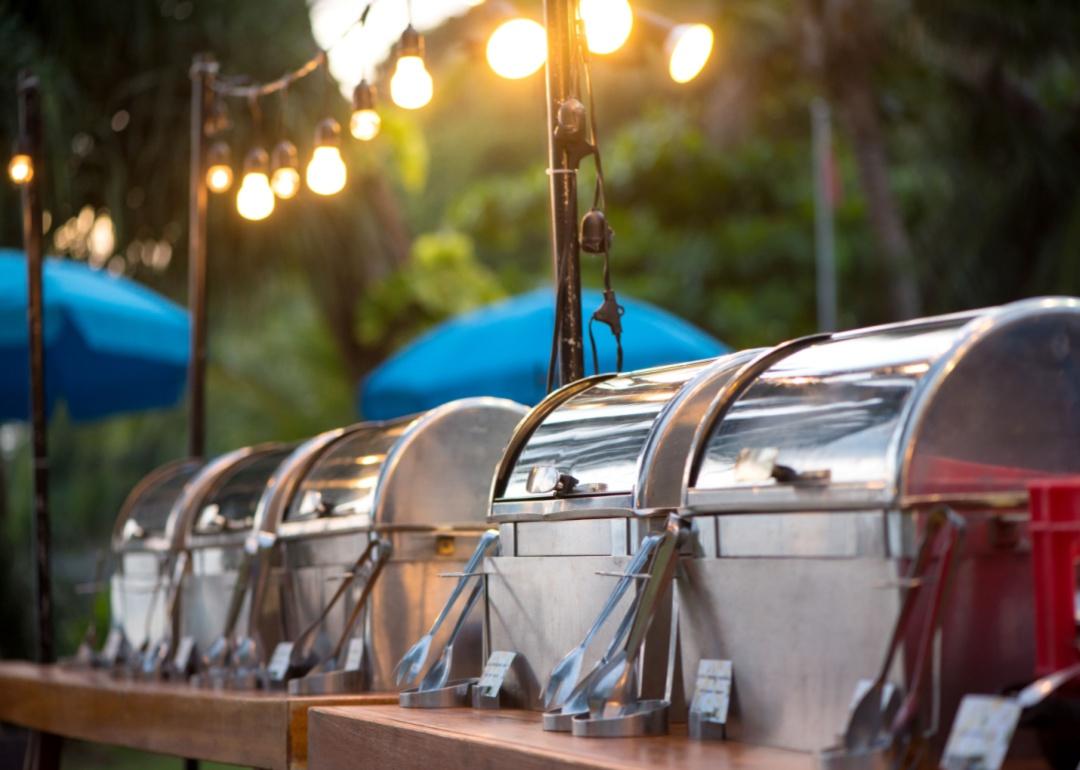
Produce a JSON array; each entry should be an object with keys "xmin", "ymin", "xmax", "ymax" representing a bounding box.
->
[
  {"xmin": 350, "ymin": 109, "xmax": 381, "ymax": 141},
  {"xmin": 8, "ymin": 153, "xmax": 33, "ymax": 184},
  {"xmin": 350, "ymin": 81, "xmax": 380, "ymax": 140},
  {"xmin": 306, "ymin": 147, "xmax": 347, "ymax": 195},
  {"xmin": 270, "ymin": 141, "xmax": 300, "ymax": 199},
  {"xmin": 391, "ymin": 56, "xmax": 434, "ymax": 110},
  {"xmin": 205, "ymin": 141, "xmax": 233, "ymax": 193},
  {"xmin": 271, "ymin": 167, "xmax": 300, "ymax": 199},
  {"xmin": 236, "ymin": 148, "xmax": 274, "ymax": 221},
  {"xmin": 667, "ymin": 24, "xmax": 714, "ymax": 84},
  {"xmin": 580, "ymin": 0, "xmax": 633, "ymax": 55},
  {"xmin": 236, "ymin": 172, "xmax": 274, "ymax": 220},
  {"xmin": 487, "ymin": 19, "xmax": 547, "ymax": 79}
]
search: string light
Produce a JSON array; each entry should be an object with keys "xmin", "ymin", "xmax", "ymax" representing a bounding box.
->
[
  {"xmin": 667, "ymin": 24, "xmax": 714, "ymax": 83},
  {"xmin": 350, "ymin": 80, "xmax": 381, "ymax": 141},
  {"xmin": 7, "ymin": 152, "xmax": 33, "ymax": 185},
  {"xmin": 205, "ymin": 141, "xmax": 233, "ymax": 193},
  {"xmin": 236, "ymin": 148, "xmax": 275, "ymax": 221},
  {"xmin": 270, "ymin": 141, "xmax": 301, "ymax": 199},
  {"xmin": 306, "ymin": 118, "xmax": 347, "ymax": 196},
  {"xmin": 580, "ymin": 0, "xmax": 634, "ymax": 55},
  {"xmin": 390, "ymin": 26, "xmax": 434, "ymax": 110},
  {"xmin": 487, "ymin": 19, "xmax": 547, "ymax": 80}
]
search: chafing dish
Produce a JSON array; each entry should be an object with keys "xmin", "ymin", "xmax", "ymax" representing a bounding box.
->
[
  {"xmin": 677, "ymin": 296, "xmax": 1080, "ymax": 755},
  {"xmin": 249, "ymin": 397, "xmax": 527, "ymax": 693},
  {"xmin": 109, "ymin": 458, "xmax": 203, "ymax": 661},
  {"xmin": 486, "ymin": 352, "xmax": 761, "ymax": 719},
  {"xmin": 171, "ymin": 443, "xmax": 295, "ymax": 672}
]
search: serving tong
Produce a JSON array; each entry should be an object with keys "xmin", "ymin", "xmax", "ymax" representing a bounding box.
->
[
  {"xmin": 396, "ymin": 529, "xmax": 498, "ymax": 707},
  {"xmin": 820, "ymin": 507, "xmax": 966, "ymax": 769},
  {"xmin": 263, "ymin": 537, "xmax": 389, "ymax": 689},
  {"xmin": 287, "ymin": 538, "xmax": 392, "ymax": 695}
]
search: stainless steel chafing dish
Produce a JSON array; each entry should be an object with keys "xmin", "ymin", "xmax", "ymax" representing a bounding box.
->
[
  {"xmin": 677, "ymin": 296, "xmax": 1080, "ymax": 756},
  {"xmin": 109, "ymin": 458, "xmax": 203, "ymax": 662},
  {"xmin": 485, "ymin": 352, "xmax": 761, "ymax": 720},
  {"xmin": 248, "ymin": 397, "xmax": 527, "ymax": 693},
  {"xmin": 486, "ymin": 297, "xmax": 1080, "ymax": 756},
  {"xmin": 171, "ymin": 443, "xmax": 295, "ymax": 670}
]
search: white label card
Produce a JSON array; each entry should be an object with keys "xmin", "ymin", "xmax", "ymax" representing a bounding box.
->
[
  {"xmin": 690, "ymin": 659, "xmax": 733, "ymax": 725},
  {"xmin": 477, "ymin": 651, "xmax": 517, "ymax": 699},
  {"xmin": 343, "ymin": 638, "xmax": 365, "ymax": 672},
  {"xmin": 102, "ymin": 628, "xmax": 124, "ymax": 665},
  {"xmin": 940, "ymin": 695, "xmax": 1022, "ymax": 770},
  {"xmin": 268, "ymin": 641, "xmax": 295, "ymax": 682},
  {"xmin": 173, "ymin": 636, "xmax": 195, "ymax": 672}
]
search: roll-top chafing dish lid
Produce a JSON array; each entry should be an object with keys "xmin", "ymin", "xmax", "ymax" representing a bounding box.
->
[
  {"xmin": 258, "ymin": 397, "xmax": 528, "ymax": 540},
  {"xmin": 489, "ymin": 350, "xmax": 765, "ymax": 522},
  {"xmin": 683, "ymin": 297, "xmax": 1080, "ymax": 514},
  {"xmin": 174, "ymin": 443, "xmax": 297, "ymax": 550},
  {"xmin": 111, "ymin": 458, "xmax": 204, "ymax": 553}
]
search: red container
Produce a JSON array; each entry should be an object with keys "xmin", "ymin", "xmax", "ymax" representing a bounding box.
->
[{"xmin": 1029, "ymin": 477, "xmax": 1080, "ymax": 677}]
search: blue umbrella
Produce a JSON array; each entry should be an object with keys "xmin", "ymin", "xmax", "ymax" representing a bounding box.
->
[
  {"xmin": 359, "ymin": 288, "xmax": 727, "ymax": 419},
  {"xmin": 0, "ymin": 249, "xmax": 189, "ymax": 422}
]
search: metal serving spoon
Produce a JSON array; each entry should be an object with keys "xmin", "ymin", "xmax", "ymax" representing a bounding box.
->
[
  {"xmin": 541, "ymin": 534, "xmax": 661, "ymax": 710},
  {"xmin": 394, "ymin": 529, "xmax": 499, "ymax": 687}
]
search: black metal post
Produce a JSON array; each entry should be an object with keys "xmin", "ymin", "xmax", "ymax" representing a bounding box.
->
[
  {"xmin": 18, "ymin": 69, "xmax": 63, "ymax": 770},
  {"xmin": 18, "ymin": 71, "xmax": 51, "ymax": 666},
  {"xmin": 187, "ymin": 53, "xmax": 217, "ymax": 460},
  {"xmin": 543, "ymin": 0, "xmax": 585, "ymax": 386}
]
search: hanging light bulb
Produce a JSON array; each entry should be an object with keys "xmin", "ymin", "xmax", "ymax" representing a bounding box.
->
[
  {"xmin": 7, "ymin": 151, "xmax": 33, "ymax": 185},
  {"xmin": 667, "ymin": 24, "xmax": 714, "ymax": 83},
  {"xmin": 580, "ymin": 0, "xmax": 633, "ymax": 55},
  {"xmin": 306, "ymin": 118, "xmax": 347, "ymax": 196},
  {"xmin": 270, "ymin": 141, "xmax": 300, "ymax": 199},
  {"xmin": 235, "ymin": 148, "xmax": 275, "ymax": 221},
  {"xmin": 205, "ymin": 141, "xmax": 233, "ymax": 193},
  {"xmin": 390, "ymin": 26, "xmax": 434, "ymax": 110},
  {"xmin": 486, "ymin": 19, "xmax": 547, "ymax": 80},
  {"xmin": 350, "ymin": 80, "xmax": 381, "ymax": 141}
]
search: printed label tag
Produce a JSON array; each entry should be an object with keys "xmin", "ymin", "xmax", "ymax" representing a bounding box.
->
[
  {"xmin": 173, "ymin": 636, "xmax": 195, "ymax": 673},
  {"xmin": 268, "ymin": 641, "xmax": 295, "ymax": 682},
  {"xmin": 477, "ymin": 651, "xmax": 517, "ymax": 699},
  {"xmin": 102, "ymin": 628, "xmax": 124, "ymax": 665},
  {"xmin": 940, "ymin": 695, "xmax": 1022, "ymax": 770},
  {"xmin": 690, "ymin": 659, "xmax": 733, "ymax": 725},
  {"xmin": 343, "ymin": 638, "xmax": 365, "ymax": 672}
]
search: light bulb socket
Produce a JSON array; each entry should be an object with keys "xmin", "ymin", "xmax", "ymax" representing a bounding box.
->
[
  {"xmin": 271, "ymin": 140, "xmax": 299, "ymax": 173},
  {"xmin": 398, "ymin": 25, "xmax": 425, "ymax": 59},
  {"xmin": 243, "ymin": 147, "xmax": 270, "ymax": 174},
  {"xmin": 314, "ymin": 118, "xmax": 342, "ymax": 149},
  {"xmin": 206, "ymin": 97, "xmax": 232, "ymax": 136},
  {"xmin": 207, "ymin": 140, "xmax": 232, "ymax": 169},
  {"xmin": 352, "ymin": 80, "xmax": 377, "ymax": 112}
]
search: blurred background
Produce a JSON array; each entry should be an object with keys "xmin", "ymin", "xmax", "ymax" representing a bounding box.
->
[{"xmin": 1, "ymin": 3, "xmax": 1079, "ymax": 762}]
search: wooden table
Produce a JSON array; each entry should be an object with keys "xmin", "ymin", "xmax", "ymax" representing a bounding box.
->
[
  {"xmin": 0, "ymin": 661, "xmax": 395, "ymax": 769},
  {"xmin": 308, "ymin": 704, "xmax": 817, "ymax": 770}
]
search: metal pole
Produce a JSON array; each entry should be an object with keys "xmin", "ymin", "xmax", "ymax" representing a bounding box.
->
[
  {"xmin": 811, "ymin": 97, "xmax": 838, "ymax": 332},
  {"xmin": 18, "ymin": 69, "xmax": 63, "ymax": 770},
  {"xmin": 18, "ymin": 71, "xmax": 52, "ymax": 666},
  {"xmin": 543, "ymin": 0, "xmax": 585, "ymax": 386},
  {"xmin": 187, "ymin": 53, "xmax": 217, "ymax": 459}
]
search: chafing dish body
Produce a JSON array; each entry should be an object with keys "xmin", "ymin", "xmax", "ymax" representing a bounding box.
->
[
  {"xmin": 677, "ymin": 297, "xmax": 1080, "ymax": 753},
  {"xmin": 110, "ymin": 458, "xmax": 203, "ymax": 653},
  {"xmin": 174, "ymin": 443, "xmax": 295, "ymax": 657},
  {"xmin": 251, "ymin": 397, "xmax": 527, "ymax": 692},
  {"xmin": 486, "ymin": 353, "xmax": 762, "ymax": 708}
]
